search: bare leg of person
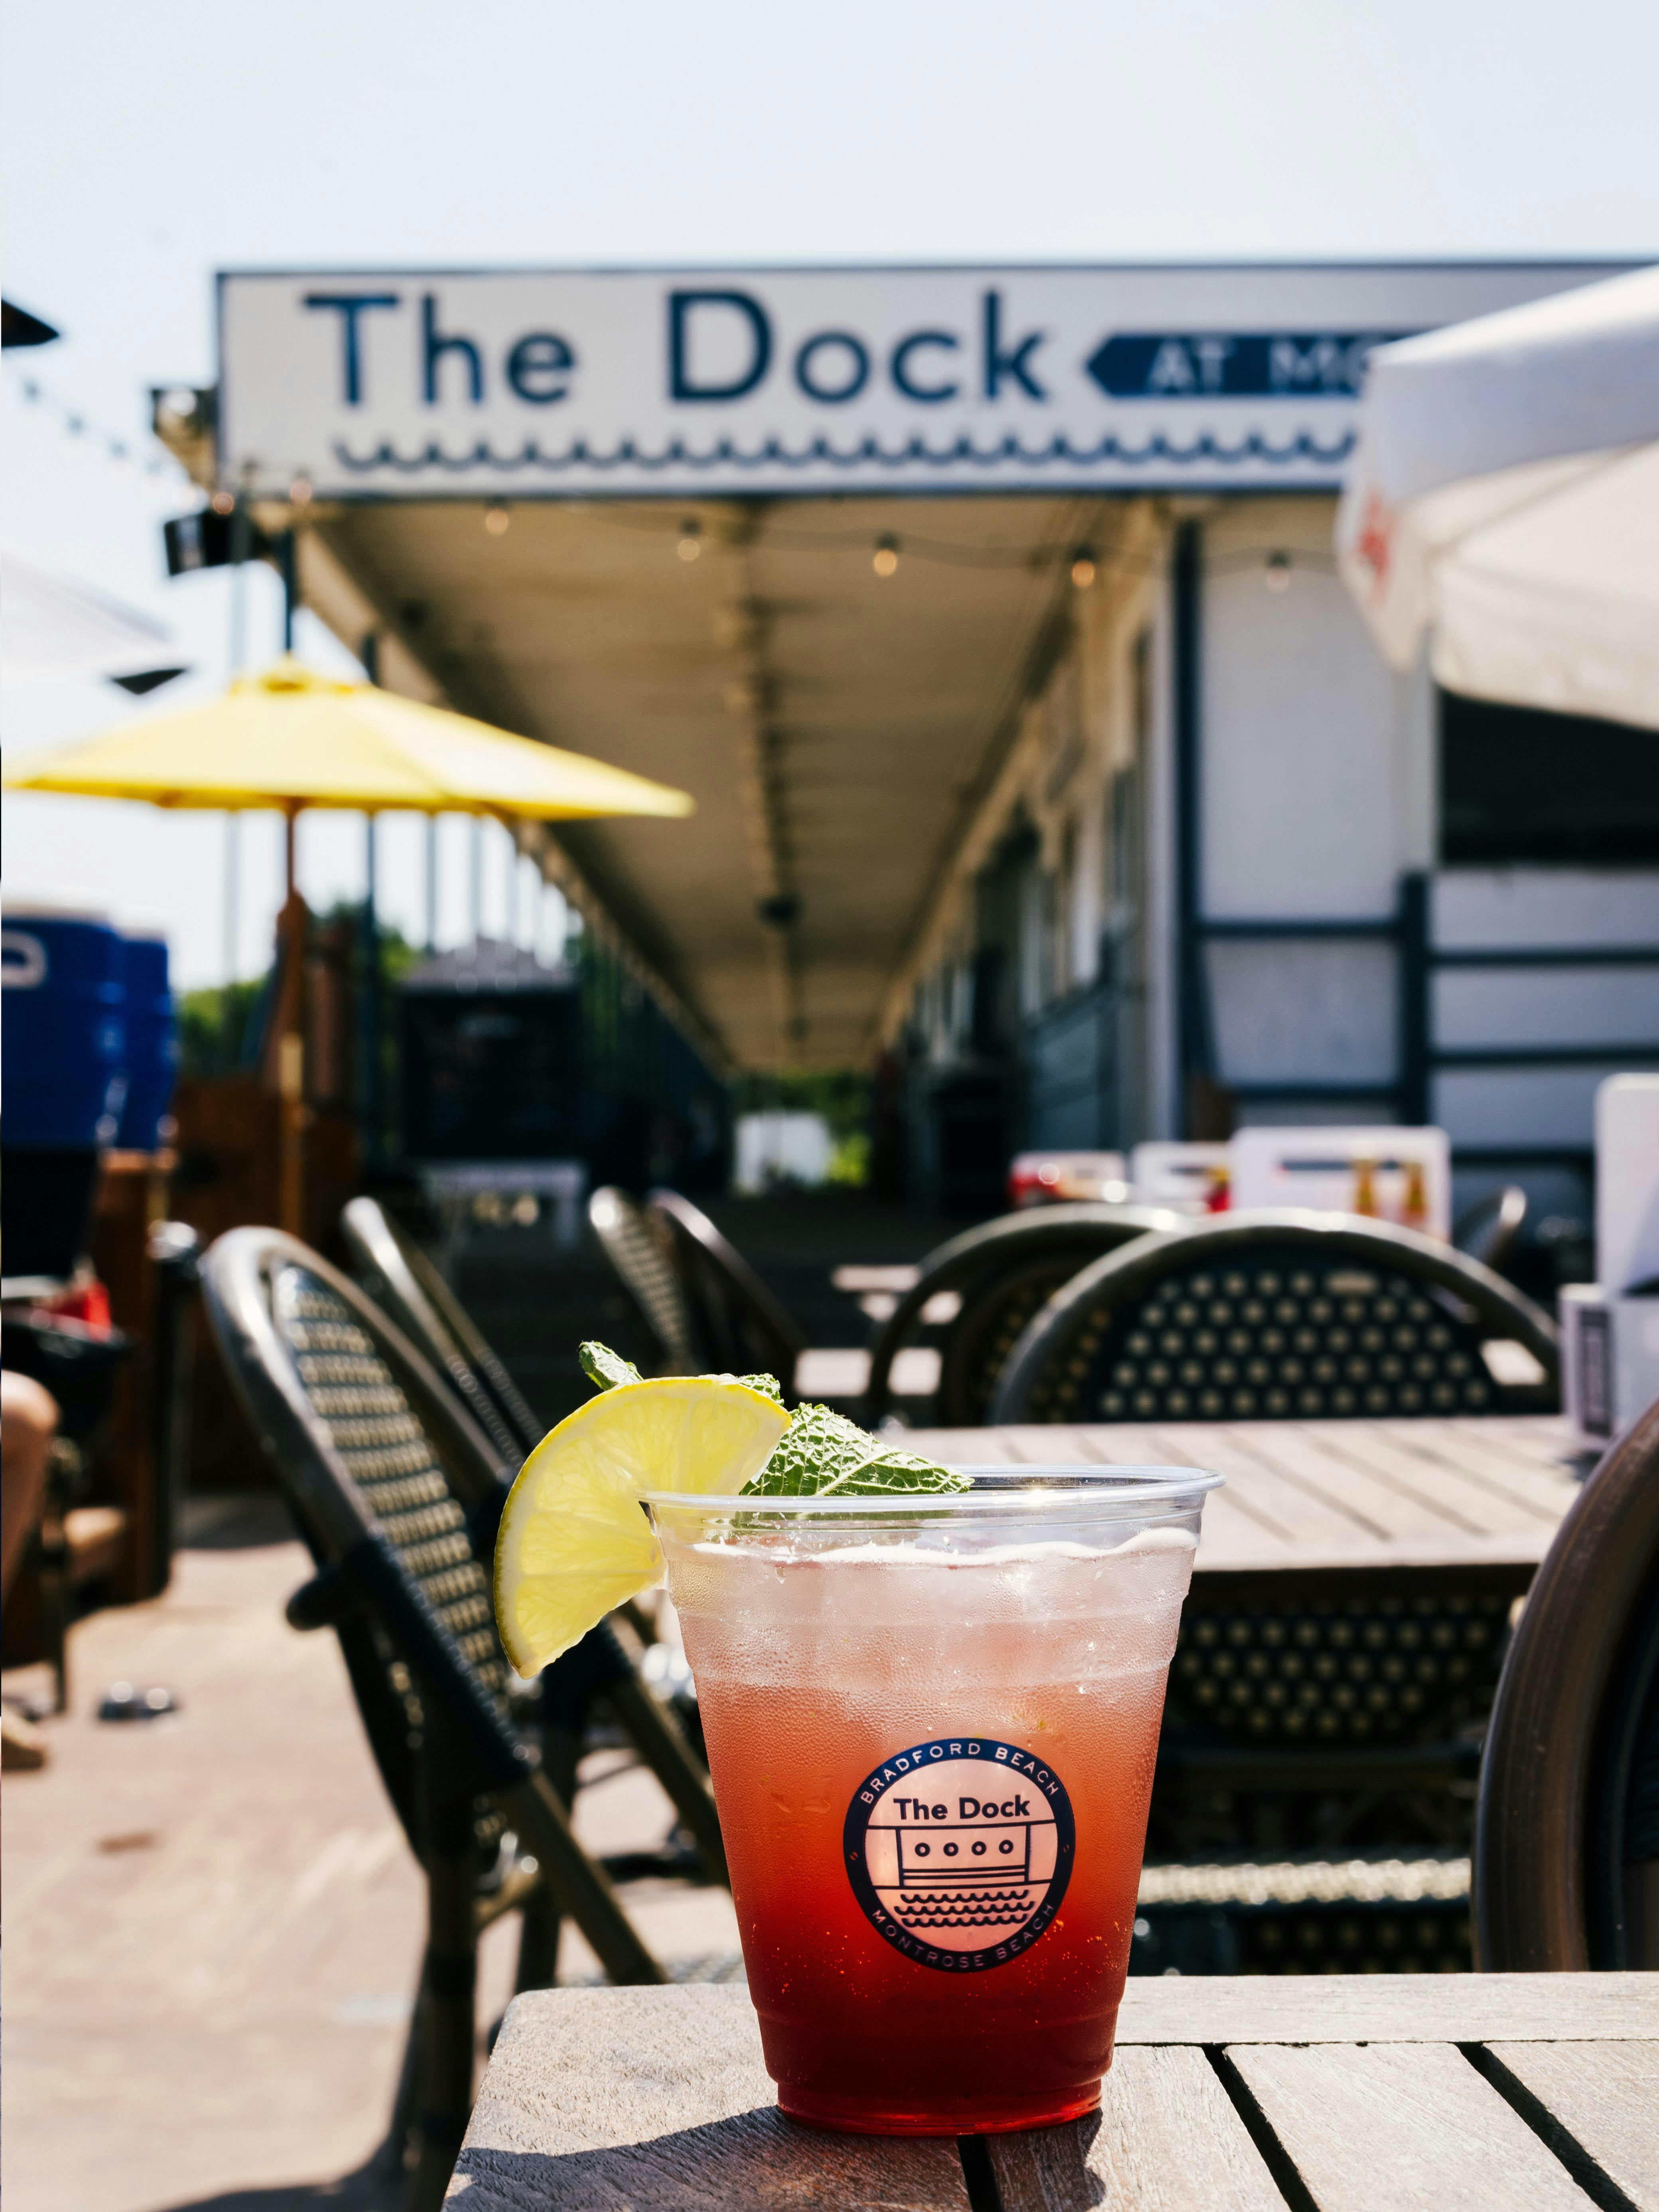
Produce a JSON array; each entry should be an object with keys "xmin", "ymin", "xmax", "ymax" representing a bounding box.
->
[{"xmin": 3, "ymin": 1370, "xmax": 61, "ymax": 1771}]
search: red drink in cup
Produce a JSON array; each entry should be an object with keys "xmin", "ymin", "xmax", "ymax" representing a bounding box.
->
[{"xmin": 647, "ymin": 1467, "xmax": 1220, "ymax": 2135}]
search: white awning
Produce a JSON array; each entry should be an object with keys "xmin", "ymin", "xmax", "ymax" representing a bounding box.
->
[
  {"xmin": 1, "ymin": 548, "xmax": 180, "ymax": 687},
  {"xmin": 1336, "ymin": 266, "xmax": 1659, "ymax": 730}
]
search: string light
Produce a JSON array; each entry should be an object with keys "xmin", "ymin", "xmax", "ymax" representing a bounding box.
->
[
  {"xmin": 210, "ymin": 489, "xmax": 236, "ymax": 516},
  {"xmin": 872, "ymin": 535, "xmax": 899, "ymax": 578},
  {"xmin": 288, "ymin": 477, "xmax": 313, "ymax": 507},
  {"xmin": 677, "ymin": 518, "xmax": 702, "ymax": 562},
  {"xmin": 484, "ymin": 501, "xmax": 511, "ymax": 536},
  {"xmin": 6, "ymin": 365, "xmax": 183, "ymax": 480},
  {"xmin": 1070, "ymin": 549, "xmax": 1097, "ymax": 589},
  {"xmin": 1265, "ymin": 550, "xmax": 1293, "ymax": 593}
]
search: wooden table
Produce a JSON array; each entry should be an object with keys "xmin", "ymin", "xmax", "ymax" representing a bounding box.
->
[
  {"xmin": 449, "ymin": 1975, "xmax": 1659, "ymax": 2211},
  {"xmin": 902, "ymin": 1415, "xmax": 1586, "ymax": 1578}
]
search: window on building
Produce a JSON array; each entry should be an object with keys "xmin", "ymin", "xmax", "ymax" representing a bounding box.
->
[{"xmin": 1439, "ymin": 689, "xmax": 1659, "ymax": 865}]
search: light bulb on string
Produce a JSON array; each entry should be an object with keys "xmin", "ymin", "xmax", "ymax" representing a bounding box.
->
[
  {"xmin": 873, "ymin": 536, "xmax": 899, "ymax": 578},
  {"xmin": 1070, "ymin": 548, "xmax": 1097, "ymax": 590},
  {"xmin": 1265, "ymin": 551, "xmax": 1292, "ymax": 593},
  {"xmin": 677, "ymin": 518, "xmax": 702, "ymax": 562},
  {"xmin": 484, "ymin": 502, "xmax": 511, "ymax": 536}
]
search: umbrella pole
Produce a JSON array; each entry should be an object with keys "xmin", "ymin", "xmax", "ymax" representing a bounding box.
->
[{"xmin": 276, "ymin": 804, "xmax": 307, "ymax": 1239}]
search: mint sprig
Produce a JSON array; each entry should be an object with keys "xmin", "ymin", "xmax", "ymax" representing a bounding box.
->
[
  {"xmin": 742, "ymin": 1402, "xmax": 968, "ymax": 1499},
  {"xmin": 580, "ymin": 1341, "xmax": 644, "ymax": 1392},
  {"xmin": 579, "ymin": 1341, "xmax": 784, "ymax": 1405}
]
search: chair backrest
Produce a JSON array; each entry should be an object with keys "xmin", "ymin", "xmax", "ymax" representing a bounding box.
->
[
  {"xmin": 1454, "ymin": 1184, "xmax": 1528, "ymax": 1277},
  {"xmin": 1474, "ymin": 1394, "xmax": 1659, "ymax": 1970},
  {"xmin": 646, "ymin": 1188, "xmax": 806, "ymax": 1392},
  {"xmin": 861, "ymin": 1204, "xmax": 1185, "ymax": 1426},
  {"xmin": 200, "ymin": 1227, "xmax": 528, "ymax": 1844},
  {"xmin": 990, "ymin": 1209, "xmax": 1561, "ymax": 1426},
  {"xmin": 341, "ymin": 1193, "xmax": 545, "ymax": 1461},
  {"xmin": 587, "ymin": 1187, "xmax": 701, "ymax": 1375}
]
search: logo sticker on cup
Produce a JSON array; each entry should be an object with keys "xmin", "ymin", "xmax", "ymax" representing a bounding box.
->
[{"xmin": 843, "ymin": 1737, "xmax": 1075, "ymax": 1974}]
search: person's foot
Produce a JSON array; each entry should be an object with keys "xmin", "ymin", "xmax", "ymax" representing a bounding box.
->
[{"xmin": 1, "ymin": 1707, "xmax": 50, "ymax": 1771}]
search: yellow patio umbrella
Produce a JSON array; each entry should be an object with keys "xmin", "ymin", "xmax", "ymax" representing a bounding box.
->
[{"xmin": 4, "ymin": 659, "xmax": 694, "ymax": 1230}]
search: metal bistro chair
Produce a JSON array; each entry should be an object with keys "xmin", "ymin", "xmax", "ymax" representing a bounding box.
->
[
  {"xmin": 1476, "ymin": 1391, "xmax": 1659, "ymax": 1971},
  {"xmin": 201, "ymin": 1229, "xmax": 718, "ymax": 2207},
  {"xmin": 340, "ymin": 1194, "xmax": 720, "ymax": 1807},
  {"xmin": 861, "ymin": 1204, "xmax": 1185, "ymax": 1428},
  {"xmin": 989, "ymin": 1212, "xmax": 1561, "ymax": 1971},
  {"xmin": 588, "ymin": 1186, "xmax": 701, "ymax": 1376},
  {"xmin": 991, "ymin": 1208, "xmax": 1560, "ymax": 1428},
  {"xmin": 341, "ymin": 1195, "xmax": 544, "ymax": 1464},
  {"xmin": 646, "ymin": 1188, "xmax": 808, "ymax": 1399},
  {"xmin": 1453, "ymin": 1183, "xmax": 1529, "ymax": 1279}
]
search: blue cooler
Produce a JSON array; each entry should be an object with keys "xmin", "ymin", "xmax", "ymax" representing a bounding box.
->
[
  {"xmin": 2, "ymin": 900, "xmax": 128, "ymax": 1280},
  {"xmin": 115, "ymin": 926, "xmax": 178, "ymax": 1152}
]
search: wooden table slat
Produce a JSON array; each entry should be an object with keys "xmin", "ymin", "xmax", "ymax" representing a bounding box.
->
[
  {"xmin": 1294, "ymin": 1422, "xmax": 1569, "ymax": 1538},
  {"xmin": 901, "ymin": 1416, "xmax": 1580, "ymax": 1575},
  {"xmin": 454, "ymin": 1981, "xmax": 1659, "ymax": 2211},
  {"xmin": 1225, "ymin": 2042, "xmax": 1599, "ymax": 2212},
  {"xmin": 1218, "ymin": 1420, "xmax": 1500, "ymax": 1542},
  {"xmin": 988, "ymin": 2045, "xmax": 1289, "ymax": 2212},
  {"xmin": 1480, "ymin": 2040, "xmax": 1659, "ymax": 2212},
  {"xmin": 1115, "ymin": 1970, "xmax": 1659, "ymax": 2045},
  {"xmin": 450, "ymin": 1985, "xmax": 969, "ymax": 2210},
  {"xmin": 1147, "ymin": 1423, "xmax": 1401, "ymax": 1544},
  {"xmin": 1386, "ymin": 1421, "xmax": 1585, "ymax": 1519}
]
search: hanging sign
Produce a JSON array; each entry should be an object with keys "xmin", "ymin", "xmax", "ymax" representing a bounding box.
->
[{"xmin": 216, "ymin": 262, "xmax": 1625, "ymax": 501}]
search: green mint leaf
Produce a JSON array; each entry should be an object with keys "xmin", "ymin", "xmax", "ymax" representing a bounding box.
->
[
  {"xmin": 735, "ymin": 1372, "xmax": 784, "ymax": 1404},
  {"xmin": 741, "ymin": 1402, "xmax": 967, "ymax": 1498},
  {"xmin": 579, "ymin": 1341, "xmax": 644, "ymax": 1393}
]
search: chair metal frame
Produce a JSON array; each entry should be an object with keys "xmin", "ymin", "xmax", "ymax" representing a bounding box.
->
[
  {"xmin": 202, "ymin": 1227, "xmax": 698, "ymax": 2208},
  {"xmin": 587, "ymin": 1186, "xmax": 701, "ymax": 1375},
  {"xmin": 1452, "ymin": 1183, "xmax": 1529, "ymax": 1278},
  {"xmin": 860, "ymin": 1203, "xmax": 1185, "ymax": 1427},
  {"xmin": 990, "ymin": 1207, "xmax": 1560, "ymax": 1426},
  {"xmin": 341, "ymin": 1193, "xmax": 543, "ymax": 1461},
  {"xmin": 1475, "ymin": 1392, "xmax": 1659, "ymax": 1970},
  {"xmin": 646, "ymin": 1187, "xmax": 807, "ymax": 1397}
]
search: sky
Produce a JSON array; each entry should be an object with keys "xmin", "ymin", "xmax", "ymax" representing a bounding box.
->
[{"xmin": 5, "ymin": 0, "xmax": 1657, "ymax": 989}]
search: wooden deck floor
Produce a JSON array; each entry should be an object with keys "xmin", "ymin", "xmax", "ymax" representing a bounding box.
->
[{"xmin": 1, "ymin": 1505, "xmax": 738, "ymax": 2212}]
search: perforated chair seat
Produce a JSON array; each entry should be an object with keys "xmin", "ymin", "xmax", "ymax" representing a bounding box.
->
[
  {"xmin": 341, "ymin": 1193, "xmax": 544, "ymax": 1461},
  {"xmin": 861, "ymin": 1203, "xmax": 1184, "ymax": 1428},
  {"xmin": 646, "ymin": 1188, "xmax": 807, "ymax": 1396},
  {"xmin": 588, "ymin": 1186, "xmax": 700, "ymax": 1375},
  {"xmin": 991, "ymin": 1210, "xmax": 1560, "ymax": 1427}
]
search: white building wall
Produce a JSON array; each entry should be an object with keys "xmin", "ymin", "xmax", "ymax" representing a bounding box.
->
[{"xmin": 1201, "ymin": 497, "xmax": 1416, "ymax": 922}]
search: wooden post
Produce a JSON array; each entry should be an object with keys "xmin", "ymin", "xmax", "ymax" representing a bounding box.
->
[{"xmin": 275, "ymin": 807, "xmax": 308, "ymax": 1237}]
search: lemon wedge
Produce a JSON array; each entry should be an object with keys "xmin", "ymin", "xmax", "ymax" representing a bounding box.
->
[{"xmin": 493, "ymin": 1376, "xmax": 788, "ymax": 1672}]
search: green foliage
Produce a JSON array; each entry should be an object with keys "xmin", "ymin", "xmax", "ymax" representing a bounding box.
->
[
  {"xmin": 729, "ymin": 1069, "xmax": 873, "ymax": 1189},
  {"xmin": 580, "ymin": 1341, "xmax": 644, "ymax": 1392},
  {"xmin": 177, "ymin": 977, "xmax": 268, "ymax": 1080},
  {"xmin": 729, "ymin": 1069, "xmax": 870, "ymax": 1142},
  {"xmin": 742, "ymin": 1402, "xmax": 967, "ymax": 1498}
]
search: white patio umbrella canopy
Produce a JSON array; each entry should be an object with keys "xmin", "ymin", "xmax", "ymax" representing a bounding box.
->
[
  {"xmin": 0, "ymin": 547, "xmax": 175, "ymax": 685},
  {"xmin": 1336, "ymin": 266, "xmax": 1659, "ymax": 731}
]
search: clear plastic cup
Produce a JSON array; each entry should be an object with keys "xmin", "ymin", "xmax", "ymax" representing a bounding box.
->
[{"xmin": 645, "ymin": 1465, "xmax": 1222, "ymax": 2135}]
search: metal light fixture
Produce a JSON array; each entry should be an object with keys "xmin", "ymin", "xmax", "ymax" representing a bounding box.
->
[
  {"xmin": 677, "ymin": 518, "xmax": 702, "ymax": 562},
  {"xmin": 873, "ymin": 535, "xmax": 899, "ymax": 578},
  {"xmin": 485, "ymin": 502, "xmax": 511, "ymax": 536},
  {"xmin": 1265, "ymin": 550, "xmax": 1293, "ymax": 593}
]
